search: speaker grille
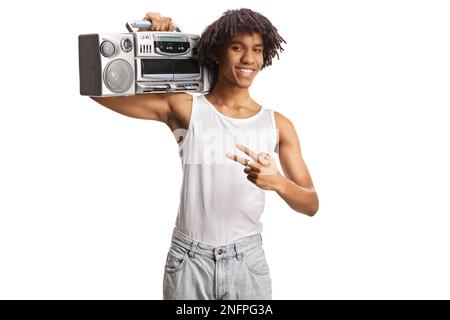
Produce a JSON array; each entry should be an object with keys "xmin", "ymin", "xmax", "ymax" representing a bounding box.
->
[{"xmin": 103, "ymin": 59, "xmax": 134, "ymax": 93}]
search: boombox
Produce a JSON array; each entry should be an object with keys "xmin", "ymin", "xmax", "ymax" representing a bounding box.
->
[{"xmin": 78, "ymin": 21, "xmax": 211, "ymax": 96}]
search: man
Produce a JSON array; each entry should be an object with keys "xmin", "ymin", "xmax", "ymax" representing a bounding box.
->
[{"xmin": 91, "ymin": 8, "xmax": 319, "ymax": 300}]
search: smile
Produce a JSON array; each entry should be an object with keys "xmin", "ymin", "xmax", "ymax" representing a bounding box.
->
[{"xmin": 236, "ymin": 67, "xmax": 255, "ymax": 77}]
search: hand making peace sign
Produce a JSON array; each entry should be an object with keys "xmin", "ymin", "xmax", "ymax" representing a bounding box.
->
[{"xmin": 226, "ymin": 143, "xmax": 283, "ymax": 191}]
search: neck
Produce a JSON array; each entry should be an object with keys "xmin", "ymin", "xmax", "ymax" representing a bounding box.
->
[{"xmin": 208, "ymin": 77, "xmax": 253, "ymax": 108}]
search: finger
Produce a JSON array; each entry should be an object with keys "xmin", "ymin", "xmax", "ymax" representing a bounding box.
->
[
  {"xmin": 160, "ymin": 18, "xmax": 169, "ymax": 31},
  {"xmin": 247, "ymin": 163, "xmax": 261, "ymax": 173},
  {"xmin": 149, "ymin": 16, "xmax": 161, "ymax": 31},
  {"xmin": 244, "ymin": 167, "xmax": 258, "ymax": 178},
  {"xmin": 236, "ymin": 143, "xmax": 258, "ymax": 161},
  {"xmin": 169, "ymin": 21, "xmax": 175, "ymax": 31},
  {"xmin": 154, "ymin": 20, "xmax": 163, "ymax": 31},
  {"xmin": 247, "ymin": 175, "xmax": 256, "ymax": 184},
  {"xmin": 226, "ymin": 153, "xmax": 251, "ymax": 166},
  {"xmin": 150, "ymin": 20, "xmax": 157, "ymax": 31},
  {"xmin": 226, "ymin": 153, "xmax": 252, "ymax": 166},
  {"xmin": 162, "ymin": 17, "xmax": 172, "ymax": 31}
]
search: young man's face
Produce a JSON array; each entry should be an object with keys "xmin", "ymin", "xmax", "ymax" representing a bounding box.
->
[{"xmin": 217, "ymin": 33, "xmax": 264, "ymax": 89}]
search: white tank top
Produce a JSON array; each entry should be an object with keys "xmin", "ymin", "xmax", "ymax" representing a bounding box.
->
[{"xmin": 173, "ymin": 94, "xmax": 278, "ymax": 246}]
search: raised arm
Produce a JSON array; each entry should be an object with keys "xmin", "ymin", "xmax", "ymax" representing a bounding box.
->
[
  {"xmin": 89, "ymin": 12, "xmax": 183, "ymax": 128},
  {"xmin": 90, "ymin": 92, "xmax": 187, "ymax": 127}
]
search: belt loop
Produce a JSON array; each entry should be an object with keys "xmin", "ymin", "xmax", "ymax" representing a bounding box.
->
[
  {"xmin": 188, "ymin": 240, "xmax": 198, "ymax": 259},
  {"xmin": 234, "ymin": 243, "xmax": 243, "ymax": 261}
]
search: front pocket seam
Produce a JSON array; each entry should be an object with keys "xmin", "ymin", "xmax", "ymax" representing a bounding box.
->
[
  {"xmin": 242, "ymin": 256, "xmax": 270, "ymax": 275},
  {"xmin": 165, "ymin": 252, "xmax": 188, "ymax": 274}
]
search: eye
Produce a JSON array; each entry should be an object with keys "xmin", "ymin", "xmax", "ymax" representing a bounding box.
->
[
  {"xmin": 232, "ymin": 46, "xmax": 243, "ymax": 52},
  {"xmin": 254, "ymin": 48, "xmax": 263, "ymax": 54}
]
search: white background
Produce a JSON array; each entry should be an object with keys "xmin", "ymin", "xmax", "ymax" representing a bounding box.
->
[{"xmin": 0, "ymin": 0, "xmax": 449, "ymax": 299}]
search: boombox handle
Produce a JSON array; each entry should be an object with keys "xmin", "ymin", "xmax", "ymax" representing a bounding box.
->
[{"xmin": 126, "ymin": 20, "xmax": 182, "ymax": 33}]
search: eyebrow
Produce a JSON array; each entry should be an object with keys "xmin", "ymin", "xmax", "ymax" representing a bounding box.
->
[{"xmin": 229, "ymin": 41, "xmax": 264, "ymax": 47}]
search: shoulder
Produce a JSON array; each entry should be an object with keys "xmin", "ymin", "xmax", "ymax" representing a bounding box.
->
[
  {"xmin": 274, "ymin": 111, "xmax": 294, "ymax": 128},
  {"xmin": 273, "ymin": 111, "xmax": 297, "ymax": 145}
]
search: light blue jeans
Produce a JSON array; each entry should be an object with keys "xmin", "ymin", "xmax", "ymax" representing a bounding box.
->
[{"xmin": 163, "ymin": 229, "xmax": 272, "ymax": 300}]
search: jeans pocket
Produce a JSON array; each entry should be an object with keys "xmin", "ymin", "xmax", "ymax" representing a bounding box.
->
[
  {"xmin": 164, "ymin": 245, "xmax": 189, "ymax": 274},
  {"xmin": 242, "ymin": 246, "xmax": 270, "ymax": 275}
]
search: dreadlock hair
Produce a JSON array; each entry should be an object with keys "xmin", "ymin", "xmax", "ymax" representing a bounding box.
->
[{"xmin": 197, "ymin": 8, "xmax": 286, "ymax": 91}]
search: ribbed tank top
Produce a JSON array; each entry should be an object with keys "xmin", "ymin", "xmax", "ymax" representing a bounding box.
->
[{"xmin": 174, "ymin": 94, "xmax": 278, "ymax": 246}]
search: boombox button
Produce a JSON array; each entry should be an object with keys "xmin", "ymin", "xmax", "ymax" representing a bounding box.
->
[{"xmin": 100, "ymin": 41, "xmax": 115, "ymax": 58}]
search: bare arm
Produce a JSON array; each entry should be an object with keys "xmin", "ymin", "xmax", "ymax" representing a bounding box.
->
[
  {"xmin": 91, "ymin": 93, "xmax": 175, "ymax": 123},
  {"xmin": 89, "ymin": 11, "xmax": 183, "ymax": 127},
  {"xmin": 273, "ymin": 111, "xmax": 319, "ymax": 216}
]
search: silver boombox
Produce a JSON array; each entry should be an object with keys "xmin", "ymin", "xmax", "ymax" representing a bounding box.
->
[{"xmin": 78, "ymin": 21, "xmax": 211, "ymax": 96}]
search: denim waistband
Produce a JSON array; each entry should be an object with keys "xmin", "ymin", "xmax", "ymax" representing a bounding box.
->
[{"xmin": 170, "ymin": 228, "xmax": 263, "ymax": 260}]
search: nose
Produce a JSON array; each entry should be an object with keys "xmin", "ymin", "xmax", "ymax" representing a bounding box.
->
[{"xmin": 240, "ymin": 49, "xmax": 255, "ymax": 65}]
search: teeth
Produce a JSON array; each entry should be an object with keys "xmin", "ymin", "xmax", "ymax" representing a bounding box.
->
[{"xmin": 237, "ymin": 68, "xmax": 253, "ymax": 73}]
